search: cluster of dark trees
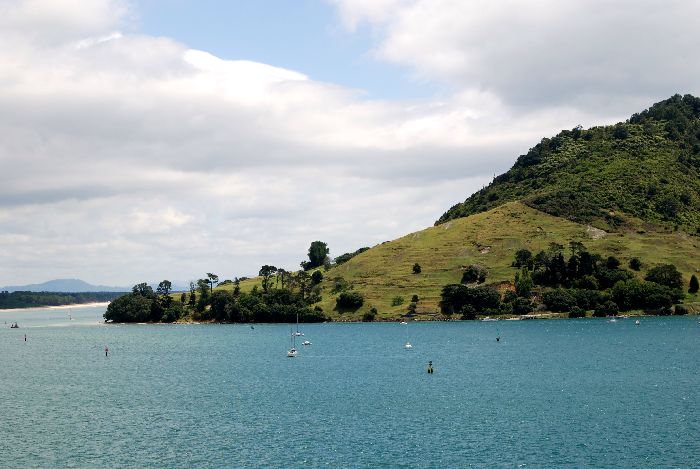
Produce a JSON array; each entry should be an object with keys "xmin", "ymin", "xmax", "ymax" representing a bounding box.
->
[
  {"xmin": 440, "ymin": 241, "xmax": 692, "ymax": 319},
  {"xmin": 0, "ymin": 291, "xmax": 124, "ymax": 309},
  {"xmin": 105, "ymin": 241, "xmax": 334, "ymax": 323}
]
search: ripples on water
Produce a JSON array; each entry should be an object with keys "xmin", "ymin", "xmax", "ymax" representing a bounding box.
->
[{"xmin": 1, "ymin": 306, "xmax": 699, "ymax": 468}]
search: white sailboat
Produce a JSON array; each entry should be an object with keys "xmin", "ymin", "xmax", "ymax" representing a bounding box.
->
[
  {"xmin": 287, "ymin": 327, "xmax": 298, "ymax": 357},
  {"xmin": 292, "ymin": 313, "xmax": 304, "ymax": 336},
  {"xmin": 402, "ymin": 321, "xmax": 412, "ymax": 349}
]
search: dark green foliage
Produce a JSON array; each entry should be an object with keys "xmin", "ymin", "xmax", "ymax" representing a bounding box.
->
[
  {"xmin": 460, "ymin": 304, "xmax": 477, "ymax": 320},
  {"xmin": 515, "ymin": 269, "xmax": 534, "ymax": 298},
  {"xmin": 104, "ymin": 293, "xmax": 152, "ymax": 322},
  {"xmin": 645, "ymin": 264, "xmax": 683, "ymax": 289},
  {"xmin": 333, "ymin": 247, "xmax": 370, "ymax": 265},
  {"xmin": 363, "ymin": 308, "xmax": 377, "ymax": 322},
  {"xmin": 305, "ymin": 241, "xmax": 330, "ymax": 270},
  {"xmin": 596, "ymin": 267, "xmax": 634, "ymax": 289},
  {"xmin": 606, "ymin": 256, "xmax": 621, "ymax": 269},
  {"xmin": 411, "ymin": 294, "xmax": 419, "ymax": 303},
  {"xmin": 311, "ymin": 270, "xmax": 323, "ymax": 285},
  {"xmin": 461, "ymin": 265, "xmax": 487, "ymax": 284},
  {"xmin": 568, "ymin": 306, "xmax": 586, "ymax": 318},
  {"xmin": 674, "ymin": 305, "xmax": 689, "ymax": 315},
  {"xmin": 336, "ymin": 291, "xmax": 364, "ymax": 310},
  {"xmin": 162, "ymin": 302, "xmax": 185, "ymax": 323},
  {"xmin": 542, "ymin": 289, "xmax": 576, "ymax": 312},
  {"xmin": 513, "ymin": 249, "xmax": 533, "ymax": 268},
  {"xmin": 412, "ymin": 263, "xmax": 422, "ymax": 274},
  {"xmin": 437, "ymin": 95, "xmax": 700, "ymax": 232},
  {"xmin": 514, "ymin": 269, "xmax": 534, "ymax": 297},
  {"xmin": 629, "ymin": 258, "xmax": 642, "ymax": 271},
  {"xmin": 440, "ymin": 284, "xmax": 501, "ymax": 315},
  {"xmin": 259, "ymin": 265, "xmax": 277, "ymax": 293},
  {"xmin": 690, "ymin": 274, "xmax": 699, "ymax": 293},
  {"xmin": 572, "ymin": 275, "xmax": 599, "ymax": 290},
  {"xmin": 593, "ymin": 301, "xmax": 619, "ymax": 317},
  {"xmin": 511, "ymin": 297, "xmax": 534, "ymax": 315},
  {"xmin": 611, "ymin": 279, "xmax": 682, "ymax": 311},
  {"xmin": 0, "ymin": 291, "xmax": 123, "ymax": 309}
]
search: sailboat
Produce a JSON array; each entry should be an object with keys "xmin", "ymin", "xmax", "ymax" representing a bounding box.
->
[
  {"xmin": 402, "ymin": 322, "xmax": 412, "ymax": 349},
  {"xmin": 287, "ymin": 327, "xmax": 298, "ymax": 357},
  {"xmin": 292, "ymin": 313, "xmax": 304, "ymax": 336}
]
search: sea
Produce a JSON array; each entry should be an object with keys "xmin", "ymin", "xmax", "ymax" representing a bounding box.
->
[{"xmin": 1, "ymin": 305, "xmax": 699, "ymax": 468}]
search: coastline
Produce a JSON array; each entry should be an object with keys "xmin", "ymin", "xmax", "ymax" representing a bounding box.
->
[{"xmin": 0, "ymin": 301, "xmax": 110, "ymax": 312}]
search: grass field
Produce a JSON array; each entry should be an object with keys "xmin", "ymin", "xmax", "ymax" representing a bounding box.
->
[{"xmin": 222, "ymin": 202, "xmax": 698, "ymax": 321}]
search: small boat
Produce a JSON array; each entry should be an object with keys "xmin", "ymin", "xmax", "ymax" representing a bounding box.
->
[
  {"xmin": 302, "ymin": 340, "xmax": 311, "ymax": 346},
  {"xmin": 482, "ymin": 317, "xmax": 499, "ymax": 322},
  {"xmin": 400, "ymin": 321, "xmax": 408, "ymax": 325},
  {"xmin": 292, "ymin": 313, "xmax": 304, "ymax": 336},
  {"xmin": 404, "ymin": 342, "xmax": 413, "ymax": 349},
  {"xmin": 608, "ymin": 318, "xmax": 617, "ymax": 323},
  {"xmin": 287, "ymin": 327, "xmax": 298, "ymax": 357},
  {"xmin": 10, "ymin": 322, "xmax": 19, "ymax": 329},
  {"xmin": 635, "ymin": 320, "xmax": 640, "ymax": 325}
]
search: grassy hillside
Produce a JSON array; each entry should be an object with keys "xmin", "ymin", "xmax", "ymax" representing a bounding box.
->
[
  {"xmin": 437, "ymin": 94, "xmax": 700, "ymax": 233},
  {"xmin": 226, "ymin": 202, "xmax": 698, "ymax": 320}
]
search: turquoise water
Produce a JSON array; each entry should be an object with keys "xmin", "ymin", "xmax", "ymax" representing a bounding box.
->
[{"xmin": 1, "ymin": 306, "xmax": 699, "ymax": 468}]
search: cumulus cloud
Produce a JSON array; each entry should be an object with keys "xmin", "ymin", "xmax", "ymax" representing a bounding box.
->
[{"xmin": 330, "ymin": 0, "xmax": 700, "ymax": 112}]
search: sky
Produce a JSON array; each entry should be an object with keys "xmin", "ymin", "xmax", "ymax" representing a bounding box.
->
[{"xmin": 1, "ymin": 0, "xmax": 699, "ymax": 287}]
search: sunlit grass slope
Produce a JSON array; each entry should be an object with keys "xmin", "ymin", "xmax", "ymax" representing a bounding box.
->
[{"xmin": 314, "ymin": 202, "xmax": 699, "ymax": 320}]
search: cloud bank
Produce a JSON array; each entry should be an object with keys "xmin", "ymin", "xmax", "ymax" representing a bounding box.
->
[{"xmin": 1, "ymin": 0, "xmax": 698, "ymax": 285}]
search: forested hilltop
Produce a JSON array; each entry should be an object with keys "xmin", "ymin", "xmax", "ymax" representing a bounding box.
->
[{"xmin": 437, "ymin": 94, "xmax": 700, "ymax": 232}]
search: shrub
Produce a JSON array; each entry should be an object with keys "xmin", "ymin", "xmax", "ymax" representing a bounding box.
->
[
  {"xmin": 162, "ymin": 303, "xmax": 186, "ymax": 323},
  {"xmin": 440, "ymin": 284, "xmax": 501, "ymax": 315},
  {"xmin": 411, "ymin": 294, "xmax": 419, "ymax": 303},
  {"xmin": 311, "ymin": 270, "xmax": 323, "ymax": 285},
  {"xmin": 674, "ymin": 305, "xmax": 688, "ymax": 315},
  {"xmin": 412, "ymin": 263, "xmax": 422, "ymax": 274},
  {"xmin": 511, "ymin": 297, "xmax": 534, "ymax": 315},
  {"xmin": 336, "ymin": 292, "xmax": 364, "ymax": 310},
  {"xmin": 629, "ymin": 258, "xmax": 642, "ymax": 271},
  {"xmin": 689, "ymin": 274, "xmax": 699, "ymax": 294},
  {"xmin": 572, "ymin": 275, "xmax": 599, "ymax": 290},
  {"xmin": 611, "ymin": 279, "xmax": 681, "ymax": 311},
  {"xmin": 460, "ymin": 304, "xmax": 477, "ymax": 320},
  {"xmin": 594, "ymin": 301, "xmax": 619, "ymax": 317},
  {"xmin": 391, "ymin": 296, "xmax": 404, "ymax": 306},
  {"xmin": 362, "ymin": 308, "xmax": 377, "ymax": 322},
  {"xmin": 461, "ymin": 265, "xmax": 488, "ymax": 284},
  {"xmin": 542, "ymin": 289, "xmax": 576, "ymax": 312},
  {"xmin": 513, "ymin": 249, "xmax": 533, "ymax": 268},
  {"xmin": 568, "ymin": 306, "xmax": 586, "ymax": 318},
  {"xmin": 645, "ymin": 264, "xmax": 683, "ymax": 289}
]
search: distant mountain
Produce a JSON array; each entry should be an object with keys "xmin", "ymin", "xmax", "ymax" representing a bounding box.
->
[{"xmin": 1, "ymin": 279, "xmax": 128, "ymax": 293}]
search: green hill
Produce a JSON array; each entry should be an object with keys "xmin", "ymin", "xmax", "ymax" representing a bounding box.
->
[
  {"xmin": 309, "ymin": 202, "xmax": 699, "ymax": 320},
  {"xmin": 189, "ymin": 95, "xmax": 700, "ymax": 322},
  {"xmin": 437, "ymin": 94, "xmax": 700, "ymax": 233}
]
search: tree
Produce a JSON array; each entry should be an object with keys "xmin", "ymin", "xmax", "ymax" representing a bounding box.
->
[
  {"xmin": 104, "ymin": 293, "xmax": 152, "ymax": 322},
  {"xmin": 157, "ymin": 280, "xmax": 173, "ymax": 308},
  {"xmin": 514, "ymin": 269, "xmax": 533, "ymax": 298},
  {"xmin": 259, "ymin": 265, "xmax": 278, "ymax": 293},
  {"xmin": 411, "ymin": 294, "xmax": 419, "ymax": 303},
  {"xmin": 306, "ymin": 241, "xmax": 329, "ymax": 270},
  {"xmin": 629, "ymin": 258, "xmax": 642, "ymax": 271},
  {"xmin": 311, "ymin": 270, "xmax": 323, "ymax": 285},
  {"xmin": 689, "ymin": 274, "xmax": 699, "ymax": 294},
  {"xmin": 132, "ymin": 283, "xmax": 154, "ymax": 297},
  {"xmin": 336, "ymin": 292, "xmax": 364, "ymax": 310},
  {"xmin": 645, "ymin": 264, "xmax": 683, "ymax": 290},
  {"xmin": 188, "ymin": 281, "xmax": 196, "ymax": 306},
  {"xmin": 461, "ymin": 265, "xmax": 487, "ymax": 284},
  {"xmin": 206, "ymin": 273, "xmax": 219, "ymax": 294},
  {"xmin": 412, "ymin": 263, "xmax": 422, "ymax": 274},
  {"xmin": 196, "ymin": 279, "xmax": 210, "ymax": 312},
  {"xmin": 606, "ymin": 256, "xmax": 621, "ymax": 269},
  {"xmin": 513, "ymin": 249, "xmax": 533, "ymax": 268}
]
